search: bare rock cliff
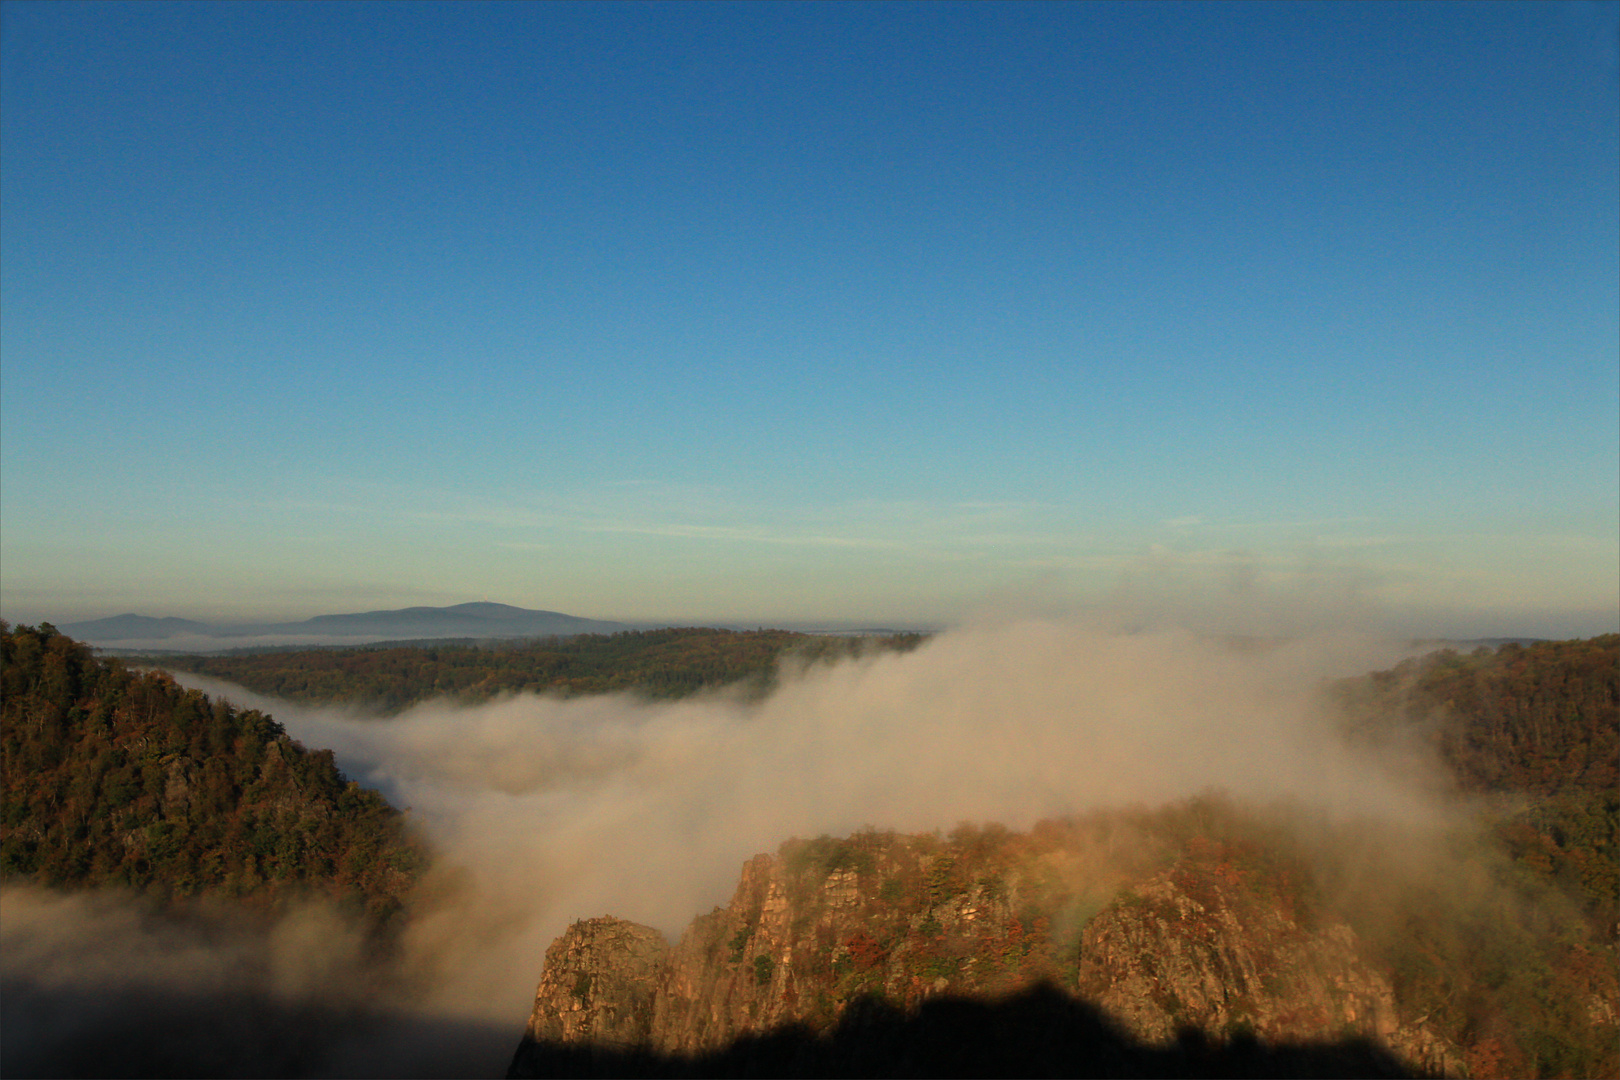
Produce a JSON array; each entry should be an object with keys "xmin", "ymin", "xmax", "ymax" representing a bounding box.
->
[
  {"xmin": 508, "ymin": 829, "xmax": 1453, "ymax": 1077},
  {"xmin": 1077, "ymin": 867, "xmax": 1460, "ymax": 1075},
  {"xmin": 521, "ymin": 916, "xmax": 668, "ymax": 1050}
]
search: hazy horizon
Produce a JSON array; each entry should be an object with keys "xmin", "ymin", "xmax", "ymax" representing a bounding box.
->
[{"xmin": 4, "ymin": 592, "xmax": 1614, "ymax": 647}]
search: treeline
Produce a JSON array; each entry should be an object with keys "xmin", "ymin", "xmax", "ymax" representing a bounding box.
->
[
  {"xmin": 151, "ymin": 628, "xmax": 928, "ymax": 715},
  {"xmin": 1338, "ymin": 634, "xmax": 1617, "ymax": 795},
  {"xmin": 0, "ymin": 622, "xmax": 424, "ymax": 929},
  {"xmin": 1334, "ymin": 634, "xmax": 1619, "ymax": 938}
]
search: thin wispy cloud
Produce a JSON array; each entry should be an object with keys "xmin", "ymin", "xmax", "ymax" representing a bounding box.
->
[
  {"xmin": 582, "ymin": 521, "xmax": 908, "ymax": 551},
  {"xmin": 1160, "ymin": 516, "xmax": 1382, "ymax": 533}
]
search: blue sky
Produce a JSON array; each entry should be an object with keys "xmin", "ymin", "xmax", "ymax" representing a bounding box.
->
[{"xmin": 3, "ymin": 0, "xmax": 1616, "ymax": 635}]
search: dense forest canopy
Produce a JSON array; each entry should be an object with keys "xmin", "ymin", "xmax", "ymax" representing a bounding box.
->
[
  {"xmin": 142, "ymin": 627, "xmax": 927, "ymax": 714},
  {"xmin": 1332, "ymin": 635, "xmax": 1619, "ymax": 938},
  {"xmin": 1335, "ymin": 634, "xmax": 1617, "ymax": 795},
  {"xmin": 0, "ymin": 622, "xmax": 424, "ymax": 929}
]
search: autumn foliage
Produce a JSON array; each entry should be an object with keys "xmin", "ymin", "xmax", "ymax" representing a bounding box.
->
[{"xmin": 1, "ymin": 622, "xmax": 424, "ymax": 929}]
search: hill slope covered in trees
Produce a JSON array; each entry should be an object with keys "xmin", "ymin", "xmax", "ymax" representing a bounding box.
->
[
  {"xmin": 1, "ymin": 622, "xmax": 424, "ymax": 928},
  {"xmin": 1334, "ymin": 635, "xmax": 1618, "ymax": 937},
  {"xmin": 147, "ymin": 627, "xmax": 926, "ymax": 714}
]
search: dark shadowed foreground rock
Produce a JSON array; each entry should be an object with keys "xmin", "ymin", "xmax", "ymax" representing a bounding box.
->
[
  {"xmin": 508, "ymin": 826, "xmax": 1457, "ymax": 1078},
  {"xmin": 511, "ymin": 981, "xmax": 1419, "ymax": 1078}
]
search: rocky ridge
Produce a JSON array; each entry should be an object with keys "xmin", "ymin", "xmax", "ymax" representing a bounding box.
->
[
  {"xmin": 509, "ymin": 822, "xmax": 1460, "ymax": 1076},
  {"xmin": 1075, "ymin": 864, "xmax": 1457, "ymax": 1073}
]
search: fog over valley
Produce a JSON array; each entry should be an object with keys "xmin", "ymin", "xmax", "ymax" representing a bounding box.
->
[
  {"xmin": 174, "ymin": 620, "xmax": 1434, "ymax": 934},
  {"xmin": 5, "ymin": 617, "xmax": 1470, "ymax": 1075}
]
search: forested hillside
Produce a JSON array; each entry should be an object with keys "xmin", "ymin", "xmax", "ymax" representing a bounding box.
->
[
  {"xmin": 0, "ymin": 622, "xmax": 424, "ymax": 929},
  {"xmin": 1334, "ymin": 635, "xmax": 1619, "ymax": 938},
  {"xmin": 1337, "ymin": 635, "xmax": 1617, "ymax": 794},
  {"xmin": 150, "ymin": 627, "xmax": 926, "ymax": 714}
]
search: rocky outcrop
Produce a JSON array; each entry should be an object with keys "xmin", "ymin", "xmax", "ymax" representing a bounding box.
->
[
  {"xmin": 1077, "ymin": 866, "xmax": 1459, "ymax": 1074},
  {"xmin": 508, "ymin": 827, "xmax": 1457, "ymax": 1077},
  {"xmin": 521, "ymin": 917, "xmax": 668, "ymax": 1050}
]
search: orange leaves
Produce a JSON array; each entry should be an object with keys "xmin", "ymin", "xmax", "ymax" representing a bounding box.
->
[{"xmin": 843, "ymin": 930, "xmax": 888, "ymax": 971}]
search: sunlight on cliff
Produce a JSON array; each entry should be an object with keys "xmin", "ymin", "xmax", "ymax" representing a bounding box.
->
[
  {"xmin": 9, "ymin": 616, "xmax": 1462, "ymax": 1076},
  {"xmin": 167, "ymin": 620, "xmax": 1436, "ymax": 1034}
]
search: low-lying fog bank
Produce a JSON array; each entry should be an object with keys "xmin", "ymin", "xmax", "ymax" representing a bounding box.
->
[{"xmin": 7, "ymin": 618, "xmax": 1452, "ymax": 1077}]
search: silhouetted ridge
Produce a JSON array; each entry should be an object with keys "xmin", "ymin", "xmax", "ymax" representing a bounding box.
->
[{"xmin": 61, "ymin": 602, "xmax": 632, "ymax": 645}]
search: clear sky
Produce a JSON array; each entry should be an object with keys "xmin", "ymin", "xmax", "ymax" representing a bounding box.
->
[{"xmin": 2, "ymin": 0, "xmax": 1616, "ymax": 636}]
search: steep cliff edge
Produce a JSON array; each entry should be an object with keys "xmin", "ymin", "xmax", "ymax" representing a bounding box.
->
[
  {"xmin": 521, "ymin": 916, "xmax": 668, "ymax": 1051},
  {"xmin": 1076, "ymin": 865, "xmax": 1458, "ymax": 1075},
  {"xmin": 508, "ymin": 817, "xmax": 1471, "ymax": 1077}
]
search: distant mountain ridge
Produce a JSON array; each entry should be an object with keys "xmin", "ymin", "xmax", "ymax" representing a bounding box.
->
[
  {"xmin": 61, "ymin": 602, "xmax": 631, "ymax": 646},
  {"xmin": 55, "ymin": 614, "xmax": 216, "ymax": 639}
]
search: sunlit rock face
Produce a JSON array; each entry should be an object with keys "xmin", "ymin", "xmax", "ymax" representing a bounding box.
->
[
  {"xmin": 521, "ymin": 916, "xmax": 668, "ymax": 1050},
  {"xmin": 1075, "ymin": 867, "xmax": 1458, "ymax": 1075},
  {"xmin": 507, "ymin": 825, "xmax": 1458, "ymax": 1078}
]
